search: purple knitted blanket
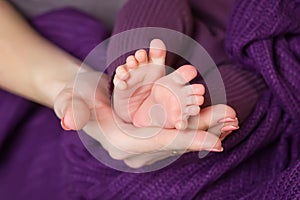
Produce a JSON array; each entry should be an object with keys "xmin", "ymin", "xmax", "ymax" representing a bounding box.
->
[
  {"xmin": 0, "ymin": 0, "xmax": 299, "ymax": 199},
  {"xmin": 58, "ymin": 0, "xmax": 300, "ymax": 199}
]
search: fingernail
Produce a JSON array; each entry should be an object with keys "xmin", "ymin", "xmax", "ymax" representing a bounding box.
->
[
  {"xmin": 232, "ymin": 125, "xmax": 239, "ymax": 129},
  {"xmin": 220, "ymin": 130, "xmax": 231, "ymax": 137},
  {"xmin": 211, "ymin": 147, "xmax": 224, "ymax": 152},
  {"xmin": 218, "ymin": 117, "xmax": 236, "ymax": 123},
  {"xmin": 222, "ymin": 125, "xmax": 239, "ymax": 131},
  {"xmin": 61, "ymin": 117, "xmax": 71, "ymax": 131}
]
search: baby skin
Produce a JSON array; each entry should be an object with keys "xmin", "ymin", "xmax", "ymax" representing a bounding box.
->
[{"xmin": 113, "ymin": 39, "xmax": 238, "ymax": 136}]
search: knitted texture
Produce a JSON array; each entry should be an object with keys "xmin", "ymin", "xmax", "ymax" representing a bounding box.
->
[
  {"xmin": 106, "ymin": 0, "xmax": 265, "ymax": 123},
  {"xmin": 64, "ymin": 0, "xmax": 300, "ymax": 199}
]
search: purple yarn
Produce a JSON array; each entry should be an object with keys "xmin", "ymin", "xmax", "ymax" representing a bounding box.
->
[
  {"xmin": 32, "ymin": 8, "xmax": 109, "ymax": 69},
  {"xmin": 63, "ymin": 0, "xmax": 300, "ymax": 198}
]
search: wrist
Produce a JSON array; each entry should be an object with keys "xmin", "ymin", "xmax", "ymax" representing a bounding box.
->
[{"xmin": 34, "ymin": 55, "xmax": 90, "ymax": 108}]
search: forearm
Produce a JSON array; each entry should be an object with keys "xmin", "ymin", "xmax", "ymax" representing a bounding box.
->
[{"xmin": 0, "ymin": 1, "xmax": 87, "ymax": 107}]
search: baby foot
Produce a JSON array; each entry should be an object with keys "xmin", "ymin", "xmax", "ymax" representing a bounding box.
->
[
  {"xmin": 113, "ymin": 39, "xmax": 167, "ymax": 122},
  {"xmin": 188, "ymin": 104, "xmax": 239, "ymax": 139},
  {"xmin": 132, "ymin": 65, "xmax": 205, "ymax": 130}
]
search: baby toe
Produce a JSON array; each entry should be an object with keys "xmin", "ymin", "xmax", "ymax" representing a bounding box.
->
[
  {"xmin": 183, "ymin": 84, "xmax": 205, "ymax": 95},
  {"xmin": 175, "ymin": 120, "xmax": 188, "ymax": 130},
  {"xmin": 193, "ymin": 84, "xmax": 205, "ymax": 95},
  {"xmin": 187, "ymin": 95, "xmax": 204, "ymax": 106},
  {"xmin": 113, "ymin": 76, "xmax": 127, "ymax": 90},
  {"xmin": 184, "ymin": 105, "xmax": 200, "ymax": 116},
  {"xmin": 135, "ymin": 49, "xmax": 148, "ymax": 65},
  {"xmin": 116, "ymin": 65, "xmax": 129, "ymax": 80},
  {"xmin": 126, "ymin": 55, "xmax": 138, "ymax": 70}
]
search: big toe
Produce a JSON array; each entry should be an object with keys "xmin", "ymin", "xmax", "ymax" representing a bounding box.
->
[
  {"xmin": 170, "ymin": 65, "xmax": 198, "ymax": 84},
  {"xmin": 149, "ymin": 39, "xmax": 166, "ymax": 65}
]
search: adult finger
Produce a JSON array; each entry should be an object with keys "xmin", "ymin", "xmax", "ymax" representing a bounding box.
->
[
  {"xmin": 98, "ymin": 112, "xmax": 223, "ymax": 155},
  {"xmin": 54, "ymin": 72, "xmax": 109, "ymax": 131},
  {"xmin": 54, "ymin": 88, "xmax": 90, "ymax": 130},
  {"xmin": 123, "ymin": 148, "xmax": 190, "ymax": 169},
  {"xmin": 123, "ymin": 151, "xmax": 172, "ymax": 169},
  {"xmin": 153, "ymin": 128, "xmax": 223, "ymax": 152}
]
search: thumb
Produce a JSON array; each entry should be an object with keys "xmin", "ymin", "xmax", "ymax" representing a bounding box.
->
[{"xmin": 54, "ymin": 89, "xmax": 90, "ymax": 131}]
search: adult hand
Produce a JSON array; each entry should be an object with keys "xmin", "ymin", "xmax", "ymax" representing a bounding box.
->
[{"xmin": 54, "ymin": 71, "xmax": 223, "ymax": 168}]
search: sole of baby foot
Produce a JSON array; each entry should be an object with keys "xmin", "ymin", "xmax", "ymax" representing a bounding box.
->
[
  {"xmin": 132, "ymin": 65, "xmax": 205, "ymax": 129},
  {"xmin": 112, "ymin": 39, "xmax": 167, "ymax": 123}
]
